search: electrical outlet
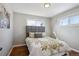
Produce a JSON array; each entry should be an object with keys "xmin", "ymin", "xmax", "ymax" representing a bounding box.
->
[{"xmin": 0, "ymin": 47, "xmax": 2, "ymax": 51}]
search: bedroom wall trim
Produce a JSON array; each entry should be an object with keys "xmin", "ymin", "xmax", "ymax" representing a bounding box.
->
[
  {"xmin": 7, "ymin": 44, "xmax": 26, "ymax": 56},
  {"xmin": 12, "ymin": 44, "xmax": 26, "ymax": 47},
  {"xmin": 7, "ymin": 47, "xmax": 13, "ymax": 56}
]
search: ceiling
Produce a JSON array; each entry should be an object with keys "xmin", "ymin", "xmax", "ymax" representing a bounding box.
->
[{"xmin": 7, "ymin": 3, "xmax": 79, "ymax": 18}]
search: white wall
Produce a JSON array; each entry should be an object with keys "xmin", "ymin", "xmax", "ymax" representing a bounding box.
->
[
  {"xmin": 0, "ymin": 4, "xmax": 13, "ymax": 56},
  {"xmin": 13, "ymin": 12, "xmax": 52, "ymax": 45},
  {"xmin": 51, "ymin": 6, "xmax": 79, "ymax": 50}
]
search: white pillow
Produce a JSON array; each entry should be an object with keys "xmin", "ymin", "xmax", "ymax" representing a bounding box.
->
[
  {"xmin": 42, "ymin": 33, "xmax": 46, "ymax": 37},
  {"xmin": 29, "ymin": 32, "xmax": 34, "ymax": 38}
]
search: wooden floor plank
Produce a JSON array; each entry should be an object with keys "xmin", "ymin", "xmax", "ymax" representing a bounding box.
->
[{"xmin": 10, "ymin": 46, "xmax": 29, "ymax": 56}]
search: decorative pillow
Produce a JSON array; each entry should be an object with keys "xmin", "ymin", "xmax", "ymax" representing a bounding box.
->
[
  {"xmin": 34, "ymin": 32, "xmax": 42, "ymax": 38},
  {"xmin": 29, "ymin": 32, "xmax": 34, "ymax": 38},
  {"xmin": 34, "ymin": 33, "xmax": 42, "ymax": 38}
]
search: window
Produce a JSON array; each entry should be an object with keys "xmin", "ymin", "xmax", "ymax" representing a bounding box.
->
[
  {"xmin": 60, "ymin": 15, "xmax": 79, "ymax": 26},
  {"xmin": 60, "ymin": 18, "xmax": 69, "ymax": 26},
  {"xmin": 27, "ymin": 20, "xmax": 43, "ymax": 26},
  {"xmin": 27, "ymin": 20, "xmax": 35, "ymax": 26},
  {"xmin": 69, "ymin": 16, "xmax": 79, "ymax": 24}
]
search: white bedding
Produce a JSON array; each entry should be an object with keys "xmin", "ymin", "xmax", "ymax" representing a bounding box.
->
[{"xmin": 25, "ymin": 37, "xmax": 71, "ymax": 56}]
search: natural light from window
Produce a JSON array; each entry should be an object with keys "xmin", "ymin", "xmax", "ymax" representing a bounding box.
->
[
  {"xmin": 60, "ymin": 15, "xmax": 79, "ymax": 26},
  {"xmin": 27, "ymin": 20, "xmax": 43, "ymax": 26}
]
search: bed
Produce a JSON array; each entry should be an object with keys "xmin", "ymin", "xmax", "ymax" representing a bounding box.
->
[
  {"xmin": 25, "ymin": 26, "xmax": 71, "ymax": 56},
  {"xmin": 25, "ymin": 36, "xmax": 71, "ymax": 56}
]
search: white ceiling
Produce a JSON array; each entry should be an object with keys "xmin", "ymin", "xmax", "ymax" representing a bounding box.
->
[{"xmin": 7, "ymin": 3, "xmax": 79, "ymax": 18}]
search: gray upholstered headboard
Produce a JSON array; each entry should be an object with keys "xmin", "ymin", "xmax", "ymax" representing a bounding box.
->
[
  {"xmin": 26, "ymin": 26, "xmax": 45, "ymax": 32},
  {"xmin": 26, "ymin": 26, "xmax": 45, "ymax": 37}
]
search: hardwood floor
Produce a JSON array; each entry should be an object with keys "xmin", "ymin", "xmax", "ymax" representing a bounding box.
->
[
  {"xmin": 10, "ymin": 45, "xmax": 29, "ymax": 56},
  {"xmin": 10, "ymin": 45, "xmax": 79, "ymax": 56}
]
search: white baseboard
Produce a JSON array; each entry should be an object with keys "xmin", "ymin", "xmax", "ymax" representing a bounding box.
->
[
  {"xmin": 12, "ymin": 44, "xmax": 26, "ymax": 47},
  {"xmin": 7, "ymin": 47, "xmax": 13, "ymax": 56},
  {"xmin": 7, "ymin": 44, "xmax": 26, "ymax": 56}
]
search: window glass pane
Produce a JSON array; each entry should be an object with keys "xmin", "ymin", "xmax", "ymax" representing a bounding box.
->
[
  {"xmin": 35, "ymin": 21, "xmax": 42, "ymax": 26},
  {"xmin": 27, "ymin": 20, "xmax": 35, "ymax": 26},
  {"xmin": 69, "ymin": 16, "xmax": 79, "ymax": 24},
  {"xmin": 60, "ymin": 18, "xmax": 69, "ymax": 26},
  {"xmin": 27, "ymin": 20, "xmax": 43, "ymax": 26}
]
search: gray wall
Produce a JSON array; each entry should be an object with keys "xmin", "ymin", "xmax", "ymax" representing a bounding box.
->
[
  {"xmin": 0, "ymin": 4, "xmax": 13, "ymax": 56},
  {"xmin": 13, "ymin": 12, "xmax": 52, "ymax": 45},
  {"xmin": 51, "ymin": 6, "xmax": 79, "ymax": 50}
]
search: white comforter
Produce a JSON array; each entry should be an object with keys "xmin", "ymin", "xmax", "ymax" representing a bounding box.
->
[{"xmin": 25, "ymin": 37, "xmax": 71, "ymax": 56}]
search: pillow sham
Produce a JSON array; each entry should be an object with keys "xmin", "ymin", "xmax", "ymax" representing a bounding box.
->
[
  {"xmin": 29, "ymin": 32, "xmax": 34, "ymax": 38},
  {"xmin": 34, "ymin": 33, "xmax": 42, "ymax": 38}
]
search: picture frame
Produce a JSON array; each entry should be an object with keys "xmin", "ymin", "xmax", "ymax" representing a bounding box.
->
[{"xmin": 0, "ymin": 4, "xmax": 10, "ymax": 29}]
